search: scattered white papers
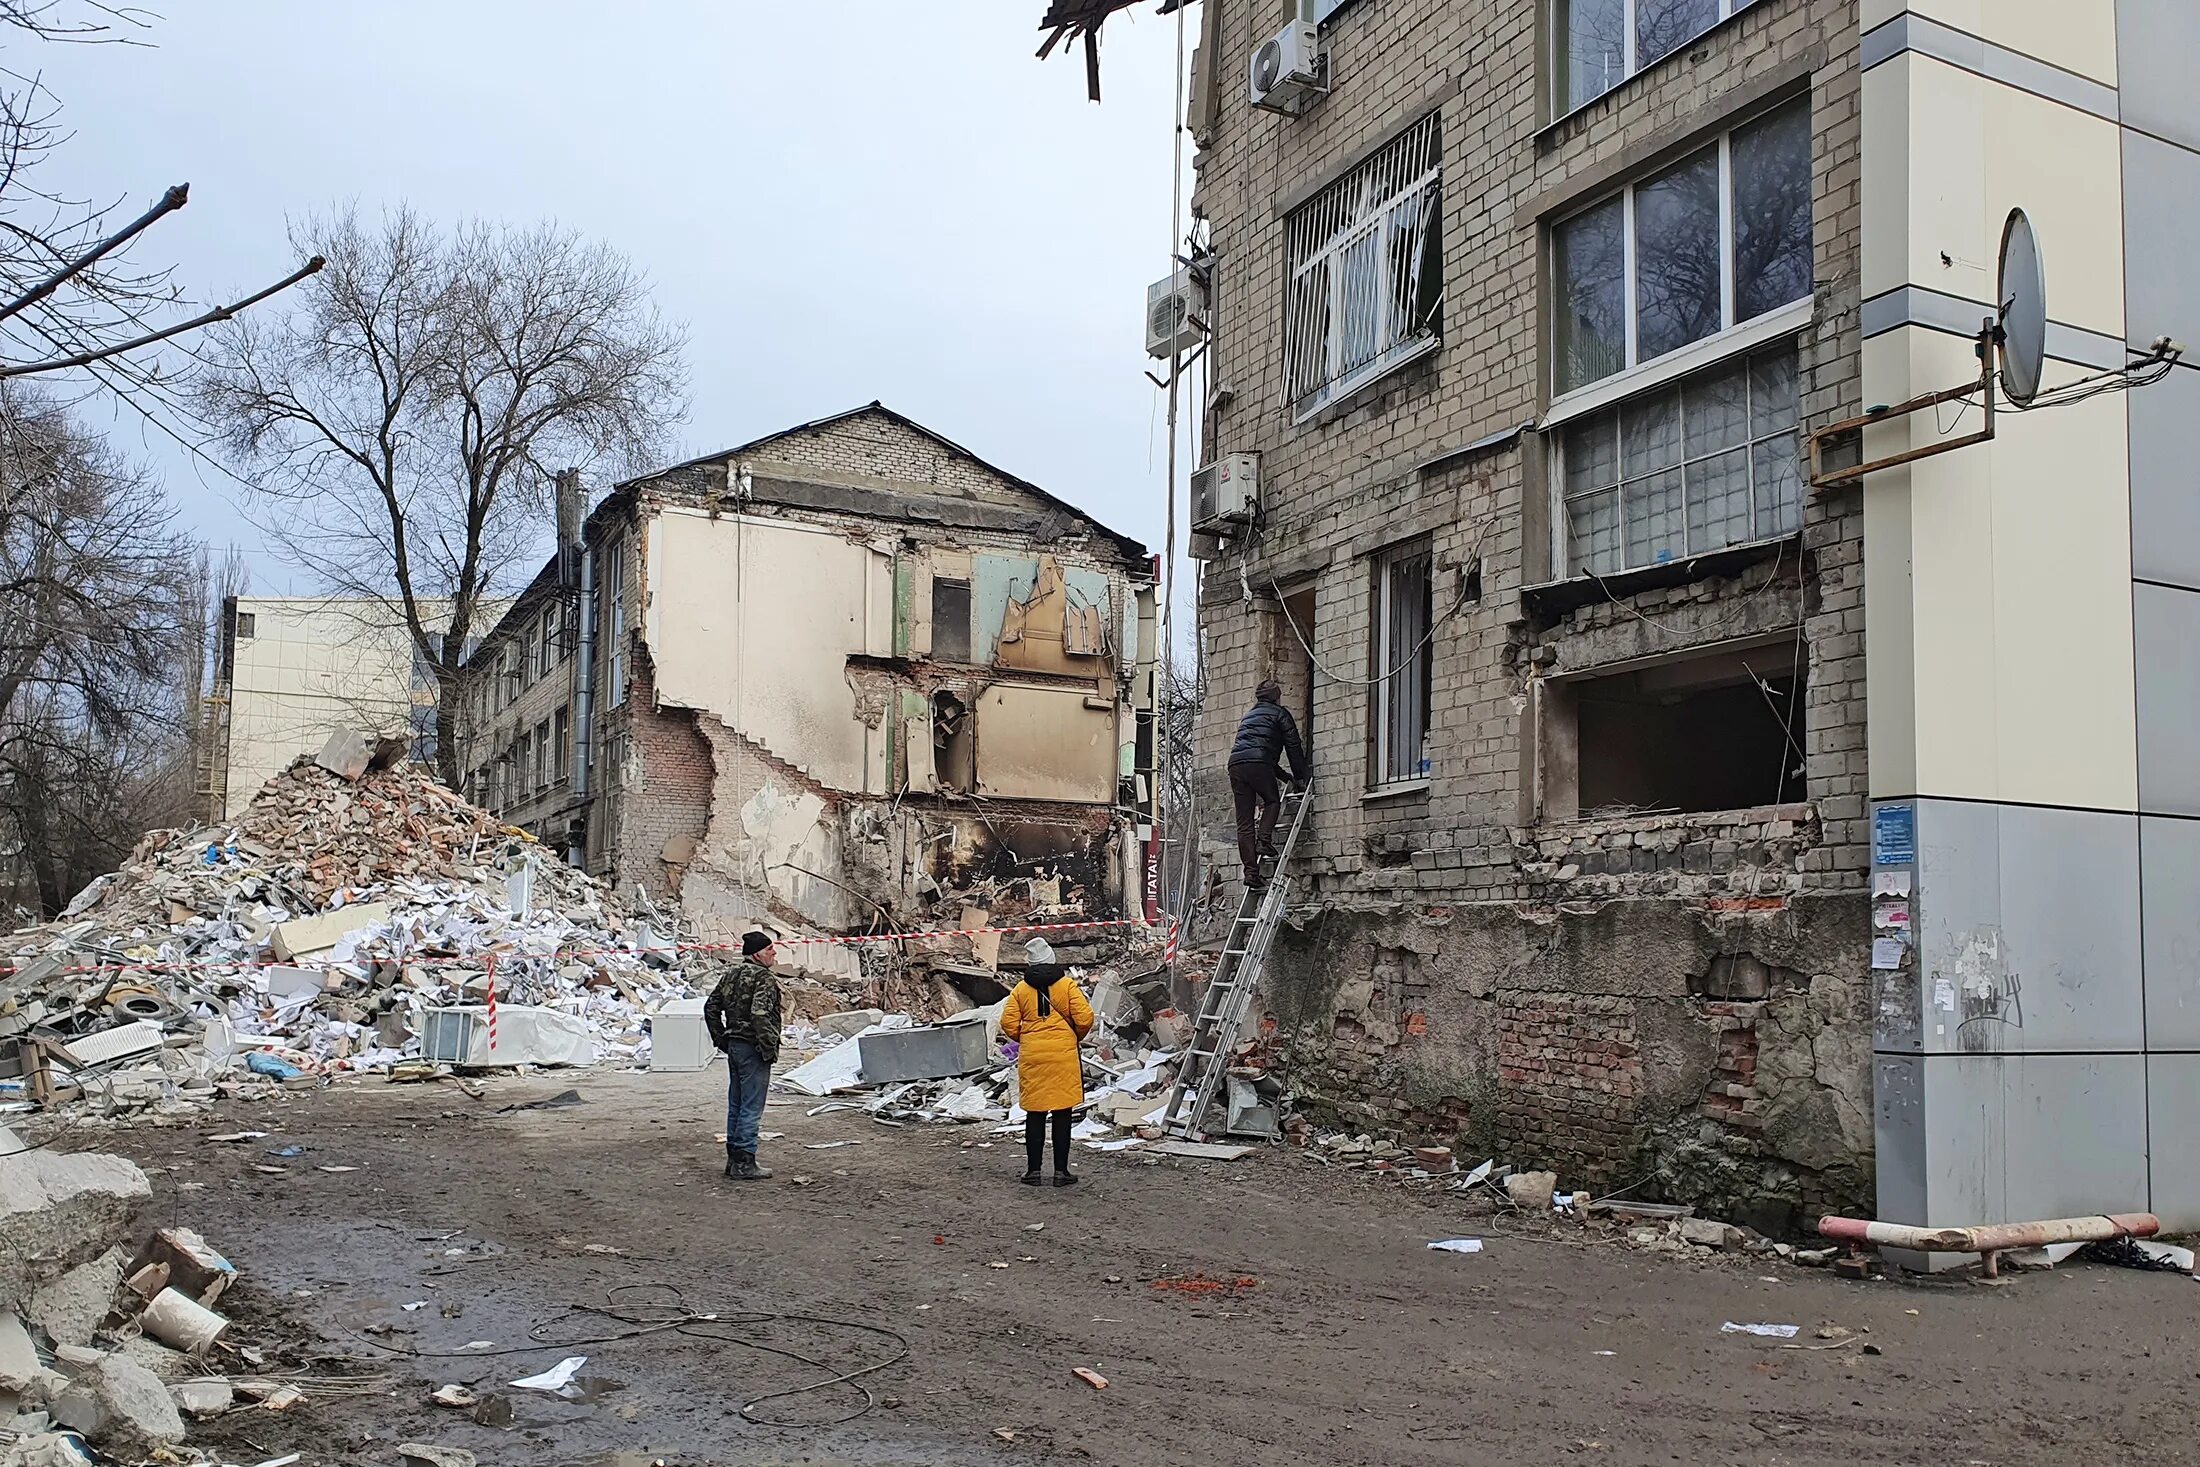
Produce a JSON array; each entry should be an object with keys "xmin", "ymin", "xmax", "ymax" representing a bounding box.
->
[
  {"xmin": 1427, "ymin": 1238, "xmax": 1485, "ymax": 1254},
  {"xmin": 1083, "ymin": 1138, "xmax": 1143, "ymax": 1152},
  {"xmin": 510, "ymin": 1355, "xmax": 589, "ymax": 1396},
  {"xmin": 1721, "ymin": 1322, "xmax": 1799, "ymax": 1338}
]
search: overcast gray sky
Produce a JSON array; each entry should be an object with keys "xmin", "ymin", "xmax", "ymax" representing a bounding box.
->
[{"xmin": 30, "ymin": 2, "xmax": 1192, "ymax": 592}]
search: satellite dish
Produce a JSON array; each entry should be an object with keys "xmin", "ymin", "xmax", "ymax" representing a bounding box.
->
[
  {"xmin": 1998, "ymin": 208, "xmax": 2046, "ymax": 407},
  {"xmin": 1253, "ymin": 37, "xmax": 1282, "ymax": 94}
]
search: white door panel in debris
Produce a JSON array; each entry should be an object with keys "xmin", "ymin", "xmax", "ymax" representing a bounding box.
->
[{"xmin": 975, "ymin": 684, "xmax": 1116, "ymax": 804}]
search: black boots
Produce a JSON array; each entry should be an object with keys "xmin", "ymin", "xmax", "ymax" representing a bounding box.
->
[{"xmin": 724, "ymin": 1147, "xmax": 772, "ymax": 1180}]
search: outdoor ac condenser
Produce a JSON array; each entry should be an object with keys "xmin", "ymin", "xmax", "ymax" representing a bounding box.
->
[{"xmin": 1190, "ymin": 453, "xmax": 1260, "ymax": 531}]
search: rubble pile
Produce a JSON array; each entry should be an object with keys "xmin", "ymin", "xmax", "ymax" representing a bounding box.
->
[
  {"xmin": 0, "ymin": 735, "xmax": 704, "ymax": 1119},
  {"xmin": 0, "ymin": 1131, "xmax": 338, "ymax": 1466},
  {"xmin": 776, "ymin": 962, "xmax": 1195, "ymax": 1147}
]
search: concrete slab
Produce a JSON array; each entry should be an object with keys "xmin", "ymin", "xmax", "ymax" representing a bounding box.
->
[{"xmin": 0, "ymin": 1152, "xmax": 149, "ymax": 1312}]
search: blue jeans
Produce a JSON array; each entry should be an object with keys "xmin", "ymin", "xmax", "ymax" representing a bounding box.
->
[{"xmin": 724, "ymin": 1039, "xmax": 771, "ymax": 1153}]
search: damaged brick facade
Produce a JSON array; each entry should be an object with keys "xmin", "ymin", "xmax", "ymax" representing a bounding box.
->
[
  {"xmin": 454, "ymin": 404, "xmax": 1157, "ymax": 946},
  {"xmin": 1187, "ymin": 0, "xmax": 1872, "ymax": 1227}
]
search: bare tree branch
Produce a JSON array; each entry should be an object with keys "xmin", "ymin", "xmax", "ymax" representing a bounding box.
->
[{"xmin": 0, "ymin": 251, "xmax": 323, "ymax": 377}]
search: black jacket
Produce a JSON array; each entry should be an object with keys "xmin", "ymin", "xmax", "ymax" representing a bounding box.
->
[{"xmin": 1229, "ymin": 698, "xmax": 1306, "ymax": 781}]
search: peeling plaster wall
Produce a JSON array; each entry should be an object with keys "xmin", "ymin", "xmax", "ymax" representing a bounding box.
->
[{"xmin": 644, "ymin": 507, "xmax": 895, "ymax": 795}]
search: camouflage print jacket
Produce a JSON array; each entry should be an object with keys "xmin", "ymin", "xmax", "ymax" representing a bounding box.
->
[{"xmin": 701, "ymin": 957, "xmax": 782, "ymax": 1064}]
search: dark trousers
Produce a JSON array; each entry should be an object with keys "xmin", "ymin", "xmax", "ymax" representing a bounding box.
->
[
  {"xmin": 724, "ymin": 1038, "xmax": 771, "ymax": 1154},
  {"xmin": 1229, "ymin": 762, "xmax": 1282, "ymax": 887},
  {"xmin": 1024, "ymin": 1109, "xmax": 1072, "ymax": 1174}
]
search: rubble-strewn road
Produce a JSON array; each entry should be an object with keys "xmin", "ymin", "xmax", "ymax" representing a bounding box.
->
[{"xmin": 104, "ymin": 1072, "xmax": 2198, "ymax": 1467}]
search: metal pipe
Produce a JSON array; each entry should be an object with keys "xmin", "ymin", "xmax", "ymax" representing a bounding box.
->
[
  {"xmin": 573, "ymin": 538, "xmax": 597, "ymax": 803},
  {"xmin": 1819, "ymin": 1213, "xmax": 2158, "ymax": 1256}
]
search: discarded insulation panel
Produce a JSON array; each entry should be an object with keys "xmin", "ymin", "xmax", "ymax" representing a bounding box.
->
[{"xmin": 858, "ymin": 1019, "xmax": 990, "ymax": 1084}]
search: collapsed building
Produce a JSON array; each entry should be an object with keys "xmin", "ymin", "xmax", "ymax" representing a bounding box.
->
[
  {"xmin": 454, "ymin": 403, "xmax": 1160, "ymax": 947},
  {"xmin": 1157, "ymin": 0, "xmax": 2200, "ymax": 1238}
]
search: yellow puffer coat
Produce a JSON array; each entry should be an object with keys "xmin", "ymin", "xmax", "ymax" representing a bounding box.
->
[{"xmin": 1001, "ymin": 973, "xmax": 1094, "ymax": 1114}]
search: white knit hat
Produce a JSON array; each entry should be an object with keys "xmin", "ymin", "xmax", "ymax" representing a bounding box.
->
[{"xmin": 1025, "ymin": 937, "xmax": 1055, "ymax": 965}]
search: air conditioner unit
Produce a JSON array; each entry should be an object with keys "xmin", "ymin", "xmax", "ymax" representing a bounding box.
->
[
  {"xmin": 1191, "ymin": 453, "xmax": 1260, "ymax": 530},
  {"xmin": 1249, "ymin": 20, "xmax": 1324, "ymax": 114},
  {"xmin": 1145, "ymin": 268, "xmax": 1208, "ymax": 359}
]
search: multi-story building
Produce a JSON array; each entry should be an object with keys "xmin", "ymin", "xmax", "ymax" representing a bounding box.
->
[
  {"xmin": 1139, "ymin": 0, "xmax": 2200, "ymax": 1240},
  {"xmin": 453, "ymin": 404, "xmax": 1160, "ymax": 943},
  {"xmin": 204, "ymin": 595, "xmax": 505, "ymax": 818}
]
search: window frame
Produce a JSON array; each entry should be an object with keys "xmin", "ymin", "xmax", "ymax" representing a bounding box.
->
[
  {"xmin": 1549, "ymin": 94, "xmax": 1811, "ymax": 408},
  {"xmin": 1551, "ymin": 338, "xmax": 1804, "ymax": 580},
  {"xmin": 1549, "ymin": 0, "xmax": 1764, "ymax": 120},
  {"xmin": 603, "ymin": 537, "xmax": 628, "ymax": 709},
  {"xmin": 552, "ymin": 705, "xmax": 571, "ymax": 784},
  {"xmin": 1283, "ymin": 111, "xmax": 1444, "ymax": 424},
  {"xmin": 1369, "ymin": 541, "xmax": 1435, "ymax": 791}
]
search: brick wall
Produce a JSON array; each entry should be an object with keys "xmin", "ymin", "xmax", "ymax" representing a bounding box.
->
[{"xmin": 1188, "ymin": 0, "xmax": 1872, "ymax": 1218}]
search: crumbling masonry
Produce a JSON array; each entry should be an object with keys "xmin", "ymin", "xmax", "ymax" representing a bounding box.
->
[{"xmin": 1185, "ymin": 0, "xmax": 1871, "ymax": 1228}]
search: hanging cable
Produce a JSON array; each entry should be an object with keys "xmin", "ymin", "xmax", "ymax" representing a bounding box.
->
[{"xmin": 1252, "ymin": 510, "xmax": 1496, "ymax": 688}]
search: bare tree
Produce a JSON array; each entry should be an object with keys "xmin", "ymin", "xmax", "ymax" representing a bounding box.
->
[
  {"xmin": 194, "ymin": 206, "xmax": 688, "ymax": 786},
  {"xmin": 0, "ymin": 382, "xmax": 194, "ymax": 910},
  {"xmin": 0, "ymin": 4, "xmax": 321, "ymax": 391}
]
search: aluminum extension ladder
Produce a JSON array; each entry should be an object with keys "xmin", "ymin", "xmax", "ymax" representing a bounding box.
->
[{"xmin": 1160, "ymin": 781, "xmax": 1314, "ymax": 1139}]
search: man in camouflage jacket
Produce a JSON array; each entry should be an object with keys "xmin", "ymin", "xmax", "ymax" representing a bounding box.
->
[{"xmin": 703, "ymin": 930, "xmax": 783, "ymax": 1180}]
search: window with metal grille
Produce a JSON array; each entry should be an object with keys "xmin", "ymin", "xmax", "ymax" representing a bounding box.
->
[
  {"xmin": 1551, "ymin": 96, "xmax": 1810, "ymax": 397},
  {"xmin": 1285, "ymin": 114, "xmax": 1443, "ymax": 422},
  {"xmin": 1552, "ymin": 0, "xmax": 1765, "ymax": 116},
  {"xmin": 1558, "ymin": 341, "xmax": 1800, "ymax": 576},
  {"xmin": 1373, "ymin": 544, "xmax": 1433, "ymax": 787}
]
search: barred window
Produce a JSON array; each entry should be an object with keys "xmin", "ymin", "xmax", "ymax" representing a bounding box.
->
[
  {"xmin": 1285, "ymin": 114, "xmax": 1443, "ymax": 422},
  {"xmin": 1559, "ymin": 342, "xmax": 1800, "ymax": 576},
  {"xmin": 1373, "ymin": 544, "xmax": 1433, "ymax": 786}
]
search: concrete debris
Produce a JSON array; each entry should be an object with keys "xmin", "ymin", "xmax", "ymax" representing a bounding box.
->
[
  {"xmin": 48, "ymin": 1354, "xmax": 185, "ymax": 1458},
  {"xmin": 24, "ymin": 1249, "xmax": 122, "ymax": 1348},
  {"xmin": 168, "ymin": 1376, "xmax": 232, "ymax": 1418},
  {"xmin": 1679, "ymin": 1217, "xmax": 1749, "ymax": 1251},
  {"xmin": 398, "ymin": 1446, "xmax": 477, "ymax": 1467},
  {"xmin": 0, "ymin": 752, "xmax": 706, "ymax": 1114},
  {"xmin": 0, "ymin": 1151, "xmax": 149, "ymax": 1312},
  {"xmin": 1504, "ymin": 1170, "xmax": 1559, "ymax": 1213},
  {"xmin": 0, "ymin": 1435, "xmax": 95, "ymax": 1467}
]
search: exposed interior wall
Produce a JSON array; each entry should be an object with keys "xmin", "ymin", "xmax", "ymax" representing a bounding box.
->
[{"xmin": 616, "ymin": 417, "xmax": 1153, "ymax": 934}]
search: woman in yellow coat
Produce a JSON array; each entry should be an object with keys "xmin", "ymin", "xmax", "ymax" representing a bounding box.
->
[{"xmin": 1000, "ymin": 938, "xmax": 1094, "ymax": 1187}]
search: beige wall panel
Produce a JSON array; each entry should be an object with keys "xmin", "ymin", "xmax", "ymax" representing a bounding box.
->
[
  {"xmin": 1861, "ymin": 0, "xmax": 2118, "ymax": 84},
  {"xmin": 1893, "ymin": 58, "xmax": 2123, "ymax": 338},
  {"xmin": 1864, "ymin": 330, "xmax": 2136, "ymax": 810}
]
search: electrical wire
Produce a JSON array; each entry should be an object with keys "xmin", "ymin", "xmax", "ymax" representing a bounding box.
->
[
  {"xmin": 333, "ymin": 1281, "xmax": 910, "ymax": 1428},
  {"xmin": 1254, "ymin": 510, "xmax": 1497, "ymax": 688}
]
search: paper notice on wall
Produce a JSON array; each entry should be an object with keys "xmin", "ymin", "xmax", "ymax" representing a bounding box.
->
[
  {"xmin": 1871, "ymin": 937, "xmax": 1907, "ymax": 971},
  {"xmin": 1872, "ymin": 871, "xmax": 1913, "ymax": 898},
  {"xmin": 1873, "ymin": 900, "xmax": 1911, "ymax": 930},
  {"xmin": 1933, "ymin": 977, "xmax": 1957, "ymax": 1011}
]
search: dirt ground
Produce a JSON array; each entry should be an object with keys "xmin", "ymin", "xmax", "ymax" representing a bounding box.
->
[{"xmin": 85, "ymin": 1067, "xmax": 2200, "ymax": 1467}]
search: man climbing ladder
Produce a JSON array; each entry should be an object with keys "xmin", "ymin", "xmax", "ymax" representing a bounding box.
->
[{"xmin": 1227, "ymin": 679, "xmax": 1306, "ymax": 892}]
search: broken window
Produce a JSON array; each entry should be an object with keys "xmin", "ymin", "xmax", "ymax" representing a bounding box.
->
[
  {"xmin": 1285, "ymin": 112, "xmax": 1443, "ymax": 421},
  {"xmin": 931, "ymin": 577, "xmax": 972, "ymax": 663},
  {"xmin": 553, "ymin": 706, "xmax": 570, "ymax": 784},
  {"xmin": 1551, "ymin": 639, "xmax": 1806, "ymax": 817},
  {"xmin": 234, "ymin": 611, "xmax": 256, "ymax": 639},
  {"xmin": 1373, "ymin": 545, "xmax": 1433, "ymax": 786},
  {"xmin": 1558, "ymin": 342, "xmax": 1800, "ymax": 575},
  {"xmin": 932, "ymin": 689, "xmax": 975, "ymax": 793},
  {"xmin": 1552, "ymin": 0, "xmax": 1766, "ymax": 115},
  {"xmin": 1551, "ymin": 95, "xmax": 1809, "ymax": 395},
  {"xmin": 535, "ymin": 613, "xmax": 554, "ymax": 680},
  {"xmin": 533, "ymin": 719, "xmax": 551, "ymax": 791}
]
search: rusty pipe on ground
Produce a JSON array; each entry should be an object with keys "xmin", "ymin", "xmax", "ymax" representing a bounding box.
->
[{"xmin": 1819, "ymin": 1213, "xmax": 2159, "ymax": 1277}]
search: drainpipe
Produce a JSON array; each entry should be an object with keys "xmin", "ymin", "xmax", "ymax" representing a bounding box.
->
[{"xmin": 573, "ymin": 537, "xmax": 597, "ymax": 804}]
